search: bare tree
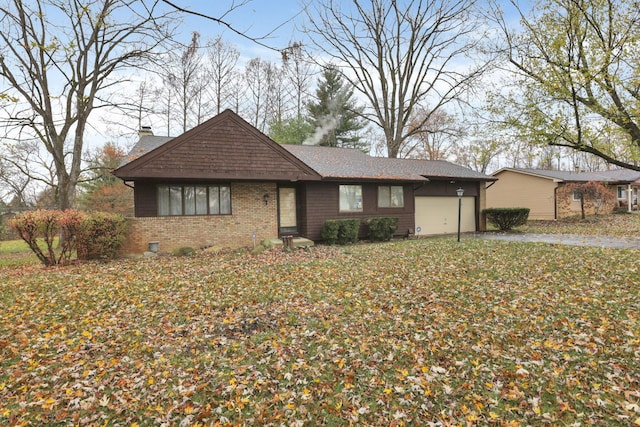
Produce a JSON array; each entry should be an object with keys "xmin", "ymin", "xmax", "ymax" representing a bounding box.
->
[
  {"xmin": 0, "ymin": 138, "xmax": 55, "ymax": 207},
  {"xmin": 244, "ymin": 58, "xmax": 282, "ymax": 132},
  {"xmin": 282, "ymin": 42, "xmax": 315, "ymax": 119},
  {"xmin": 207, "ymin": 36, "xmax": 241, "ymax": 115},
  {"xmin": 402, "ymin": 108, "xmax": 461, "ymax": 159},
  {"xmin": 305, "ymin": 0, "xmax": 489, "ymax": 157},
  {"xmin": 454, "ymin": 138, "xmax": 503, "ymax": 174},
  {"xmin": 164, "ymin": 31, "xmax": 208, "ymax": 133},
  {"xmin": 0, "ymin": 0, "xmax": 175, "ymax": 210}
]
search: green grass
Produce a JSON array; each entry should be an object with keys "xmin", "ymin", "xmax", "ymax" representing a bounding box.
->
[
  {"xmin": 1, "ymin": 231, "xmax": 639, "ymax": 425},
  {"xmin": 0, "ymin": 239, "xmax": 38, "ymax": 267}
]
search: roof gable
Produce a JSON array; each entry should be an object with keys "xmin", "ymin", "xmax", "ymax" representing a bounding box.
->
[{"xmin": 114, "ymin": 110, "xmax": 320, "ymax": 181}]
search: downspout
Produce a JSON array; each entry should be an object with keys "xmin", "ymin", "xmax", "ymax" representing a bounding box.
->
[
  {"xmin": 628, "ymin": 184, "xmax": 633, "ymax": 213},
  {"xmin": 554, "ymin": 186, "xmax": 558, "ymax": 220}
]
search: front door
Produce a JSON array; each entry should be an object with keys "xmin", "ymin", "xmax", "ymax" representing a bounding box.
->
[{"xmin": 278, "ymin": 187, "xmax": 298, "ymax": 235}]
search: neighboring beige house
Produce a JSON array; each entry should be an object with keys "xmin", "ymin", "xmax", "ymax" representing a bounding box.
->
[{"xmin": 486, "ymin": 168, "xmax": 640, "ymax": 220}]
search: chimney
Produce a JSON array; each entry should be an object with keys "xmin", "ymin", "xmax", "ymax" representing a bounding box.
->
[{"xmin": 138, "ymin": 126, "xmax": 153, "ymax": 137}]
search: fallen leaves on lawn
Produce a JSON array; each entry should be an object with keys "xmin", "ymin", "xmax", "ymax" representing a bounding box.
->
[{"xmin": 1, "ymin": 239, "xmax": 639, "ymax": 425}]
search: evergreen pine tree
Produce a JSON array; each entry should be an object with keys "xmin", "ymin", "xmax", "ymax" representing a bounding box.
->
[{"xmin": 307, "ymin": 66, "xmax": 367, "ymax": 150}]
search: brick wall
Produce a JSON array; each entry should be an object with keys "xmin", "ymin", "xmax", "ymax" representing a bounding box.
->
[
  {"xmin": 556, "ymin": 190, "xmax": 616, "ymax": 218},
  {"xmin": 120, "ymin": 182, "xmax": 277, "ymax": 254}
]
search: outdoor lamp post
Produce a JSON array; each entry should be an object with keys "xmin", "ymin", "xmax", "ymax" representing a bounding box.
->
[{"xmin": 456, "ymin": 187, "xmax": 464, "ymax": 242}]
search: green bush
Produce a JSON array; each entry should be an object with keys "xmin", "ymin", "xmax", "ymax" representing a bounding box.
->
[
  {"xmin": 76, "ymin": 212, "xmax": 128, "ymax": 260},
  {"xmin": 321, "ymin": 220, "xmax": 340, "ymax": 245},
  {"xmin": 366, "ymin": 217, "xmax": 399, "ymax": 241},
  {"xmin": 322, "ymin": 219, "xmax": 361, "ymax": 245},
  {"xmin": 337, "ymin": 219, "xmax": 360, "ymax": 245},
  {"xmin": 483, "ymin": 208, "xmax": 530, "ymax": 231}
]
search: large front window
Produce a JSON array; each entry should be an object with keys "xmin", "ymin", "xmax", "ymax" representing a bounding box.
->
[
  {"xmin": 339, "ymin": 185, "xmax": 362, "ymax": 212},
  {"xmin": 378, "ymin": 185, "xmax": 404, "ymax": 207},
  {"xmin": 158, "ymin": 185, "xmax": 231, "ymax": 216}
]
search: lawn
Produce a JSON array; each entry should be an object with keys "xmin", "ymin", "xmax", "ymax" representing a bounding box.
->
[
  {"xmin": 1, "ymin": 231, "xmax": 639, "ymax": 425},
  {"xmin": 522, "ymin": 212, "xmax": 640, "ymax": 236}
]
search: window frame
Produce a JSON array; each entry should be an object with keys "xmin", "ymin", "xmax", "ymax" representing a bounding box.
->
[
  {"xmin": 572, "ymin": 191, "xmax": 582, "ymax": 202},
  {"xmin": 378, "ymin": 185, "xmax": 404, "ymax": 208},
  {"xmin": 339, "ymin": 184, "xmax": 363, "ymax": 212},
  {"xmin": 157, "ymin": 184, "xmax": 232, "ymax": 216},
  {"xmin": 617, "ymin": 186, "xmax": 627, "ymax": 200}
]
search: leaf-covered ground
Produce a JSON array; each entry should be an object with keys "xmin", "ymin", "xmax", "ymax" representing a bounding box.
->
[
  {"xmin": 1, "ymin": 238, "xmax": 639, "ymax": 426},
  {"xmin": 522, "ymin": 213, "xmax": 640, "ymax": 236}
]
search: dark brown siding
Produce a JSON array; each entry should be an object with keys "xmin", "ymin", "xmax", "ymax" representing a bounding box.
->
[
  {"xmin": 414, "ymin": 179, "xmax": 479, "ymax": 197},
  {"xmin": 134, "ymin": 181, "xmax": 158, "ymax": 217},
  {"xmin": 300, "ymin": 181, "xmax": 415, "ymax": 241}
]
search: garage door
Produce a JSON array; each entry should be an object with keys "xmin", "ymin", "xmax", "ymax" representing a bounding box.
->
[{"xmin": 415, "ymin": 196, "xmax": 476, "ymax": 235}]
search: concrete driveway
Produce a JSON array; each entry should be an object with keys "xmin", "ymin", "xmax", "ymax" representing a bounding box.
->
[{"xmin": 478, "ymin": 233, "xmax": 640, "ymax": 249}]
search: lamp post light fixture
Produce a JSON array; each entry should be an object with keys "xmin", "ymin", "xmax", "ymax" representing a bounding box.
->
[{"xmin": 456, "ymin": 187, "xmax": 464, "ymax": 242}]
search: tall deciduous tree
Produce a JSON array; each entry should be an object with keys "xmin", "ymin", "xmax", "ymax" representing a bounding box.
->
[
  {"xmin": 306, "ymin": 66, "xmax": 366, "ymax": 149},
  {"xmin": 493, "ymin": 0, "xmax": 640, "ymax": 170},
  {"xmin": 305, "ymin": 0, "xmax": 488, "ymax": 157},
  {"xmin": 244, "ymin": 58, "xmax": 281, "ymax": 132},
  {"xmin": 402, "ymin": 108, "xmax": 460, "ymax": 159},
  {"xmin": 164, "ymin": 31, "xmax": 207, "ymax": 133},
  {"xmin": 0, "ymin": 0, "xmax": 174, "ymax": 210},
  {"xmin": 207, "ymin": 36, "xmax": 240, "ymax": 115}
]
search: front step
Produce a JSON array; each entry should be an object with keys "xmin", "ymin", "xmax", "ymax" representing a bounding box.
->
[{"xmin": 269, "ymin": 237, "xmax": 315, "ymax": 248}]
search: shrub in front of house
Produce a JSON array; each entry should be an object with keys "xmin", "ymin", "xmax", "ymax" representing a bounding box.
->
[
  {"xmin": 483, "ymin": 208, "xmax": 530, "ymax": 231},
  {"xmin": 366, "ymin": 217, "xmax": 398, "ymax": 241},
  {"xmin": 321, "ymin": 220, "xmax": 340, "ymax": 244},
  {"xmin": 322, "ymin": 219, "xmax": 361, "ymax": 245},
  {"xmin": 76, "ymin": 212, "xmax": 128, "ymax": 260}
]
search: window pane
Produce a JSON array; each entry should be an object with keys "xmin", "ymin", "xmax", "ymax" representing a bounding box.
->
[
  {"xmin": 158, "ymin": 185, "xmax": 169, "ymax": 216},
  {"xmin": 220, "ymin": 185, "xmax": 231, "ymax": 214},
  {"xmin": 339, "ymin": 185, "xmax": 362, "ymax": 212},
  {"xmin": 378, "ymin": 186, "xmax": 390, "ymax": 208},
  {"xmin": 391, "ymin": 186, "xmax": 404, "ymax": 207},
  {"xmin": 209, "ymin": 186, "xmax": 220, "ymax": 214},
  {"xmin": 195, "ymin": 186, "xmax": 207, "ymax": 215},
  {"xmin": 170, "ymin": 186, "xmax": 183, "ymax": 215},
  {"xmin": 184, "ymin": 186, "xmax": 196, "ymax": 215}
]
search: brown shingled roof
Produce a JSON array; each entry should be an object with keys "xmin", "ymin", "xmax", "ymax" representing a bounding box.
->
[
  {"xmin": 283, "ymin": 145, "xmax": 495, "ymax": 182},
  {"xmin": 495, "ymin": 167, "xmax": 640, "ymax": 184}
]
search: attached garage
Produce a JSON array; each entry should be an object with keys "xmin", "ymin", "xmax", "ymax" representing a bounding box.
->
[{"xmin": 414, "ymin": 196, "xmax": 476, "ymax": 235}]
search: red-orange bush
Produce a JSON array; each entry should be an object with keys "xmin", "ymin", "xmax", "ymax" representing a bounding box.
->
[
  {"xmin": 8, "ymin": 210, "xmax": 81, "ymax": 266},
  {"xmin": 9, "ymin": 210, "xmax": 127, "ymax": 266}
]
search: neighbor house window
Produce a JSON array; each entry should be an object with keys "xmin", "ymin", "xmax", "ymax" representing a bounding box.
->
[
  {"xmin": 572, "ymin": 191, "xmax": 582, "ymax": 202},
  {"xmin": 158, "ymin": 184, "xmax": 231, "ymax": 216},
  {"xmin": 378, "ymin": 185, "xmax": 404, "ymax": 208},
  {"xmin": 617, "ymin": 186, "xmax": 627, "ymax": 199},
  {"xmin": 339, "ymin": 185, "xmax": 362, "ymax": 212}
]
